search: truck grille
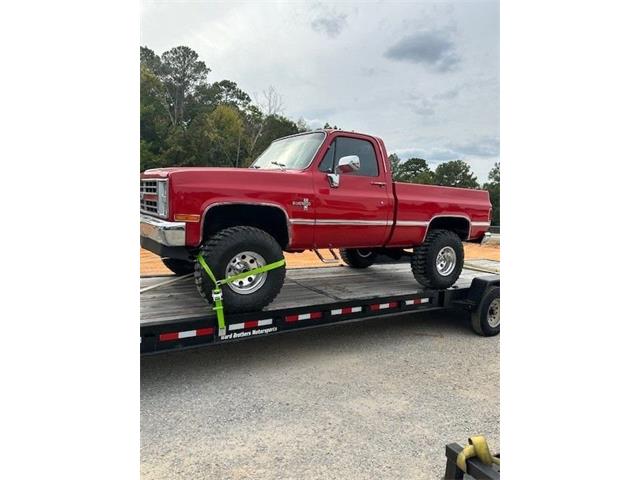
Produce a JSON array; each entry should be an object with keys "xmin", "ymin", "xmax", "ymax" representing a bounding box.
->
[
  {"xmin": 140, "ymin": 179, "xmax": 159, "ymax": 215},
  {"xmin": 140, "ymin": 179, "xmax": 158, "ymax": 195}
]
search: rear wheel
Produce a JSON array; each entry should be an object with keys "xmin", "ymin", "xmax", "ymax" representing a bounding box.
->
[
  {"xmin": 161, "ymin": 257, "xmax": 194, "ymax": 276},
  {"xmin": 194, "ymin": 226, "xmax": 285, "ymax": 313},
  {"xmin": 339, "ymin": 248, "xmax": 377, "ymax": 268},
  {"xmin": 471, "ymin": 286, "xmax": 500, "ymax": 336},
  {"xmin": 411, "ymin": 229, "xmax": 464, "ymax": 289}
]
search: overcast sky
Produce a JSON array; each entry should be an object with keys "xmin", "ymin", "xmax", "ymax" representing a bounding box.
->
[{"xmin": 141, "ymin": 0, "xmax": 499, "ymax": 182}]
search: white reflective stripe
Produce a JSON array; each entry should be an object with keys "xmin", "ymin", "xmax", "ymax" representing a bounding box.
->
[
  {"xmin": 257, "ymin": 319, "xmax": 272, "ymax": 326},
  {"xmin": 178, "ymin": 330, "xmax": 197, "ymax": 339},
  {"xmin": 331, "ymin": 306, "xmax": 363, "ymax": 315},
  {"xmin": 406, "ymin": 298, "xmax": 429, "ymax": 305},
  {"xmin": 298, "ymin": 313, "xmax": 311, "ymax": 320},
  {"xmin": 471, "ymin": 221, "xmax": 491, "ymax": 227},
  {"xmin": 228, "ymin": 323, "xmax": 244, "ymax": 331},
  {"xmin": 379, "ymin": 303, "xmax": 390, "ymax": 309},
  {"xmin": 290, "ymin": 219, "xmax": 315, "ymax": 225}
]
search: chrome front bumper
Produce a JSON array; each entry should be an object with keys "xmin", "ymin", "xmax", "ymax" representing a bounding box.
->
[{"xmin": 140, "ymin": 214, "xmax": 186, "ymax": 246}]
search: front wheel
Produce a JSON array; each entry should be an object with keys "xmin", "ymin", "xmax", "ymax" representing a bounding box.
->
[
  {"xmin": 339, "ymin": 248, "xmax": 377, "ymax": 268},
  {"xmin": 194, "ymin": 226, "xmax": 286, "ymax": 313},
  {"xmin": 411, "ymin": 229, "xmax": 464, "ymax": 289}
]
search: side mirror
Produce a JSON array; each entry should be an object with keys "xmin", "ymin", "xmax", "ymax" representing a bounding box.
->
[
  {"xmin": 337, "ymin": 155, "xmax": 360, "ymax": 174},
  {"xmin": 327, "ymin": 173, "xmax": 340, "ymax": 188}
]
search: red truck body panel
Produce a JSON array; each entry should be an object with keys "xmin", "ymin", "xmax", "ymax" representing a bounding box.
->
[{"xmin": 141, "ymin": 130, "xmax": 491, "ymax": 251}]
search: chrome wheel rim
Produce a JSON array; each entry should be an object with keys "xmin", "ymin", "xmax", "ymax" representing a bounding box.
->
[
  {"xmin": 487, "ymin": 298, "xmax": 500, "ymax": 327},
  {"xmin": 225, "ymin": 251, "xmax": 267, "ymax": 295},
  {"xmin": 356, "ymin": 249, "xmax": 373, "ymax": 258},
  {"xmin": 435, "ymin": 246, "xmax": 457, "ymax": 276}
]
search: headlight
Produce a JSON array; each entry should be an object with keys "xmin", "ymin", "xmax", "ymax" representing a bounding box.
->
[{"xmin": 157, "ymin": 180, "xmax": 168, "ymax": 218}]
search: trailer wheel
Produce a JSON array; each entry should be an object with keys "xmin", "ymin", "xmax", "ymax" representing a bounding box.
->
[
  {"xmin": 411, "ymin": 229, "xmax": 464, "ymax": 289},
  {"xmin": 161, "ymin": 258, "xmax": 194, "ymax": 276},
  {"xmin": 471, "ymin": 286, "xmax": 500, "ymax": 336},
  {"xmin": 339, "ymin": 249, "xmax": 377, "ymax": 268},
  {"xmin": 194, "ymin": 226, "xmax": 285, "ymax": 313}
]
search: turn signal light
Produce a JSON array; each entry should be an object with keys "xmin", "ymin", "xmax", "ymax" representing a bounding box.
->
[{"xmin": 174, "ymin": 214, "xmax": 201, "ymax": 223}]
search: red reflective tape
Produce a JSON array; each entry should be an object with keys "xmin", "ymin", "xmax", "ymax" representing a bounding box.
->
[
  {"xmin": 159, "ymin": 332, "xmax": 179, "ymax": 342},
  {"xmin": 370, "ymin": 301, "xmax": 399, "ymax": 311},
  {"xmin": 244, "ymin": 320, "xmax": 259, "ymax": 329},
  {"xmin": 196, "ymin": 327, "xmax": 215, "ymax": 336},
  {"xmin": 285, "ymin": 311, "xmax": 322, "ymax": 322}
]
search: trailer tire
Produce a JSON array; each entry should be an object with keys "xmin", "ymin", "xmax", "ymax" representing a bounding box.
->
[
  {"xmin": 194, "ymin": 226, "xmax": 285, "ymax": 313},
  {"xmin": 471, "ymin": 286, "xmax": 500, "ymax": 336},
  {"xmin": 339, "ymin": 249, "xmax": 377, "ymax": 268},
  {"xmin": 161, "ymin": 258, "xmax": 194, "ymax": 276},
  {"xmin": 411, "ymin": 229, "xmax": 464, "ymax": 289}
]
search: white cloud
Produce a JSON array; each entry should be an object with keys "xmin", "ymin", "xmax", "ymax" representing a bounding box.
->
[{"xmin": 141, "ymin": 0, "xmax": 499, "ymax": 182}]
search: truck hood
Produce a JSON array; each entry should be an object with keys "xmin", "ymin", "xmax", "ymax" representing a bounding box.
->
[
  {"xmin": 141, "ymin": 167, "xmax": 296, "ymax": 180},
  {"xmin": 141, "ymin": 167, "xmax": 310, "ymax": 209}
]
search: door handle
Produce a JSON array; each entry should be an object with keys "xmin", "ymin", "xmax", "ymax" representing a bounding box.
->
[{"xmin": 370, "ymin": 181, "xmax": 386, "ymax": 187}]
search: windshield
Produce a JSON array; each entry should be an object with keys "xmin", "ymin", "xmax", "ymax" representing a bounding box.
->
[{"xmin": 251, "ymin": 132, "xmax": 325, "ymax": 170}]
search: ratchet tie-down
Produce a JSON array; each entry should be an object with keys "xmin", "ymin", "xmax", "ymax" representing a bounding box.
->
[{"xmin": 196, "ymin": 254, "xmax": 286, "ymax": 335}]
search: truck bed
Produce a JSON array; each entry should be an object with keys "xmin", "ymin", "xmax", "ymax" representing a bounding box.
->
[{"xmin": 141, "ymin": 261, "xmax": 499, "ymax": 327}]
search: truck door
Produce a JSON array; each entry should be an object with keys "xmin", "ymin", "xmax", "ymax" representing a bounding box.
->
[{"xmin": 311, "ymin": 134, "xmax": 393, "ymax": 248}]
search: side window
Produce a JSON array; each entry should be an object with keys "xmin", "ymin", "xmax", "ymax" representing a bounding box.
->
[
  {"xmin": 318, "ymin": 141, "xmax": 335, "ymax": 172},
  {"xmin": 334, "ymin": 137, "xmax": 379, "ymax": 177}
]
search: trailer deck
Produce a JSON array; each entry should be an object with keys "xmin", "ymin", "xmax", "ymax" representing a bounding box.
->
[{"xmin": 141, "ymin": 262, "xmax": 500, "ymax": 354}]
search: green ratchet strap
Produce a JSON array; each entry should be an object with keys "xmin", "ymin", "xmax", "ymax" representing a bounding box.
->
[{"xmin": 196, "ymin": 254, "xmax": 286, "ymax": 332}]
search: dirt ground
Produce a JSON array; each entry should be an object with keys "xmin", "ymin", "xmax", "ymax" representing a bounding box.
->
[{"xmin": 140, "ymin": 243, "xmax": 500, "ymax": 276}]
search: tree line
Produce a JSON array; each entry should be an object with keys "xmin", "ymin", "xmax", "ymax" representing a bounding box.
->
[{"xmin": 140, "ymin": 45, "xmax": 499, "ymax": 224}]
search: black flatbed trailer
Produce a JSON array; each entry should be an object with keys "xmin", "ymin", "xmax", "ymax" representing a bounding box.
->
[{"xmin": 140, "ymin": 262, "xmax": 500, "ymax": 355}]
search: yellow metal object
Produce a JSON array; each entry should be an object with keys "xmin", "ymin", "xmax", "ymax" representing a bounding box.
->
[{"xmin": 456, "ymin": 436, "xmax": 500, "ymax": 473}]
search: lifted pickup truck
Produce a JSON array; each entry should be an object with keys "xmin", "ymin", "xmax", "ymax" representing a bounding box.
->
[{"xmin": 140, "ymin": 129, "xmax": 492, "ymax": 312}]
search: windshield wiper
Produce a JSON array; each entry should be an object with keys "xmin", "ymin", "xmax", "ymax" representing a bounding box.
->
[
  {"xmin": 270, "ymin": 161, "xmax": 287, "ymax": 171},
  {"xmin": 250, "ymin": 165, "xmax": 260, "ymax": 169}
]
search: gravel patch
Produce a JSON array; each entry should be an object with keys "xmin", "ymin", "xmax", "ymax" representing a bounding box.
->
[{"xmin": 141, "ymin": 310, "xmax": 499, "ymax": 479}]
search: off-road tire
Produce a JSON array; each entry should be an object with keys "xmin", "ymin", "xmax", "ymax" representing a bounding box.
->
[
  {"xmin": 194, "ymin": 226, "xmax": 285, "ymax": 313},
  {"xmin": 471, "ymin": 286, "xmax": 500, "ymax": 336},
  {"xmin": 161, "ymin": 258, "xmax": 195, "ymax": 276},
  {"xmin": 411, "ymin": 229, "xmax": 464, "ymax": 289},
  {"xmin": 339, "ymin": 249, "xmax": 377, "ymax": 268}
]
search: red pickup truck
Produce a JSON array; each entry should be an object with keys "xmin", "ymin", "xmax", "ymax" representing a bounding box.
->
[{"xmin": 141, "ymin": 129, "xmax": 492, "ymax": 312}]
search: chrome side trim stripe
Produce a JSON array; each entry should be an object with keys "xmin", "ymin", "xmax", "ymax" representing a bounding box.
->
[
  {"xmin": 290, "ymin": 219, "xmax": 390, "ymax": 226},
  {"xmin": 290, "ymin": 219, "xmax": 429, "ymax": 227},
  {"xmin": 289, "ymin": 219, "xmax": 315, "ymax": 225},
  {"xmin": 395, "ymin": 221, "xmax": 428, "ymax": 227},
  {"xmin": 289, "ymin": 219, "xmax": 489, "ymax": 227},
  {"xmin": 316, "ymin": 219, "xmax": 389, "ymax": 226}
]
